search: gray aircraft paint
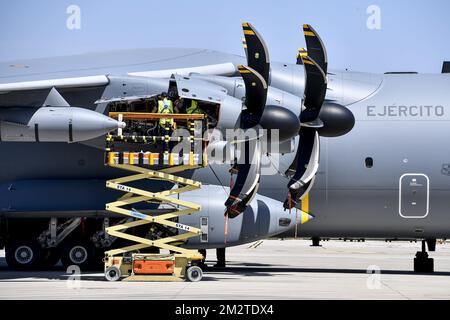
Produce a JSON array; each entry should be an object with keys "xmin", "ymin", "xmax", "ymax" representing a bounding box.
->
[{"xmin": 0, "ymin": 48, "xmax": 449, "ymax": 248}]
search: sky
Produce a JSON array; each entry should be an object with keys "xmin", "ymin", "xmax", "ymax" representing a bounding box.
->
[{"xmin": 0, "ymin": 0, "xmax": 449, "ymax": 73}]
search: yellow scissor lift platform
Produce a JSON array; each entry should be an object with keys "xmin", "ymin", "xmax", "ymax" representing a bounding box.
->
[{"xmin": 103, "ymin": 113, "xmax": 207, "ymax": 282}]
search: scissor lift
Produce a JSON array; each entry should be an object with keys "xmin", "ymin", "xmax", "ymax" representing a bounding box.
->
[{"xmin": 103, "ymin": 113, "xmax": 207, "ymax": 282}]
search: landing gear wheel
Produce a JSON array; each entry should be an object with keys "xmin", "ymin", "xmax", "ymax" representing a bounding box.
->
[
  {"xmin": 61, "ymin": 241, "xmax": 95, "ymax": 270},
  {"xmin": 105, "ymin": 266, "xmax": 121, "ymax": 281},
  {"xmin": 5, "ymin": 240, "xmax": 42, "ymax": 270},
  {"xmin": 186, "ymin": 265, "xmax": 203, "ymax": 282}
]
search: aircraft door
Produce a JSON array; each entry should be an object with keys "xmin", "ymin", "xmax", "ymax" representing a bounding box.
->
[{"xmin": 399, "ymin": 174, "xmax": 429, "ymax": 218}]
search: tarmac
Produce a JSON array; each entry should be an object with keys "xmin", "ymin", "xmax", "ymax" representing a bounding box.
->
[{"xmin": 1, "ymin": 239, "xmax": 450, "ymax": 299}]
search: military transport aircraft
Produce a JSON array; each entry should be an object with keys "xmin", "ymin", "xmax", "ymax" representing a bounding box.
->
[{"xmin": 0, "ymin": 23, "xmax": 448, "ymax": 273}]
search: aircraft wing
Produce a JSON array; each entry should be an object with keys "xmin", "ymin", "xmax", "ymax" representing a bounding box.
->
[
  {"xmin": 0, "ymin": 48, "xmax": 244, "ymax": 90},
  {"xmin": 0, "ymin": 48, "xmax": 244, "ymax": 107}
]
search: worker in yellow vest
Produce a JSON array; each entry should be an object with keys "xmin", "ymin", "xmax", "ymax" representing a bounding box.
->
[
  {"xmin": 158, "ymin": 92, "xmax": 174, "ymax": 127},
  {"xmin": 157, "ymin": 92, "xmax": 174, "ymax": 152},
  {"xmin": 186, "ymin": 99, "xmax": 201, "ymax": 115},
  {"xmin": 186, "ymin": 99, "xmax": 202, "ymax": 153}
]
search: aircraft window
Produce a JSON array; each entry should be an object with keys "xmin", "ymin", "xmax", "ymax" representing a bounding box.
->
[
  {"xmin": 201, "ymin": 234, "xmax": 208, "ymax": 242},
  {"xmin": 182, "ymin": 88, "xmax": 189, "ymax": 92},
  {"xmin": 201, "ymin": 217, "xmax": 208, "ymax": 226},
  {"xmin": 365, "ymin": 157, "xmax": 374, "ymax": 168},
  {"xmin": 279, "ymin": 218, "xmax": 291, "ymax": 227}
]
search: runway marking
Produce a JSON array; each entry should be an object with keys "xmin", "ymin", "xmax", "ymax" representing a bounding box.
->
[{"xmin": 248, "ymin": 240, "xmax": 264, "ymax": 249}]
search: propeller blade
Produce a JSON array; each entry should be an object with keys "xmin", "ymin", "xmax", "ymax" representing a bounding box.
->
[
  {"xmin": 285, "ymin": 55, "xmax": 325, "ymax": 177},
  {"xmin": 296, "ymin": 47, "xmax": 308, "ymax": 65},
  {"xmin": 301, "ymin": 55, "xmax": 327, "ymax": 123},
  {"xmin": 242, "ymin": 37, "xmax": 248, "ymax": 57},
  {"xmin": 242, "ymin": 22, "xmax": 270, "ymax": 84},
  {"xmin": 284, "ymin": 176, "xmax": 316, "ymax": 210},
  {"xmin": 289, "ymin": 130, "xmax": 320, "ymax": 189},
  {"xmin": 286, "ymin": 128, "xmax": 312, "ymax": 177},
  {"xmin": 224, "ymin": 24, "xmax": 270, "ymax": 218},
  {"xmin": 238, "ymin": 65, "xmax": 268, "ymax": 128},
  {"xmin": 284, "ymin": 24, "xmax": 328, "ymax": 207},
  {"xmin": 303, "ymin": 24, "xmax": 328, "ymax": 74},
  {"xmin": 225, "ymin": 139, "xmax": 262, "ymax": 218}
]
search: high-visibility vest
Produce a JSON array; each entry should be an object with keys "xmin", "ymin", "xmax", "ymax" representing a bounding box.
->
[
  {"xmin": 157, "ymin": 98, "xmax": 174, "ymax": 127},
  {"xmin": 186, "ymin": 100, "xmax": 201, "ymax": 114}
]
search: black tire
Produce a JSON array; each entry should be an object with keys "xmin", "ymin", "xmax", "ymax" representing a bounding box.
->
[
  {"xmin": 105, "ymin": 266, "xmax": 121, "ymax": 281},
  {"xmin": 5, "ymin": 240, "xmax": 42, "ymax": 271},
  {"xmin": 186, "ymin": 265, "xmax": 203, "ymax": 282},
  {"xmin": 61, "ymin": 241, "xmax": 95, "ymax": 270}
]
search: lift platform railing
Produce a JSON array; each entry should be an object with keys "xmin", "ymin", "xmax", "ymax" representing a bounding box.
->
[
  {"xmin": 108, "ymin": 112, "xmax": 205, "ymax": 121},
  {"xmin": 106, "ymin": 151, "xmax": 204, "ymax": 166}
]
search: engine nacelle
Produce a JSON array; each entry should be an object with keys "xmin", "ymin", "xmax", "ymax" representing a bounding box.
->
[{"xmin": 178, "ymin": 185, "xmax": 296, "ymax": 248}]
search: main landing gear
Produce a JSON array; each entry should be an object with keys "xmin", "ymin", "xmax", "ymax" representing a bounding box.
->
[
  {"xmin": 215, "ymin": 247, "xmax": 226, "ymax": 268},
  {"xmin": 193, "ymin": 248, "xmax": 227, "ymax": 269},
  {"xmin": 311, "ymin": 237, "xmax": 321, "ymax": 247},
  {"xmin": 414, "ymin": 239, "xmax": 435, "ymax": 273}
]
